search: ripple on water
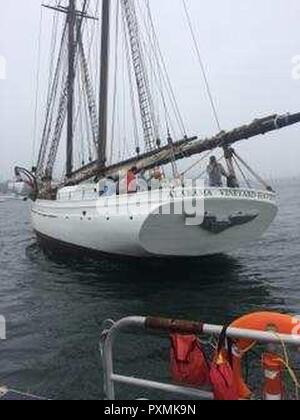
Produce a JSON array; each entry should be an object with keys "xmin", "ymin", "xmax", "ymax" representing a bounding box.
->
[{"xmin": 0, "ymin": 180, "xmax": 299, "ymax": 399}]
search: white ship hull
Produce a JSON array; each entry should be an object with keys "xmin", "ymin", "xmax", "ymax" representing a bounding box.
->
[{"xmin": 31, "ymin": 187, "xmax": 277, "ymax": 259}]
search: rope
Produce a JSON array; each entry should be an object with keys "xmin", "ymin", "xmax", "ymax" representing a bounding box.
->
[
  {"xmin": 122, "ymin": 6, "xmax": 141, "ymax": 154},
  {"xmin": 143, "ymin": 2, "xmax": 181, "ymax": 140},
  {"xmin": 77, "ymin": 71, "xmax": 85, "ymax": 166},
  {"xmin": 145, "ymin": 0, "xmax": 187, "ymax": 137},
  {"xmin": 32, "ymin": 6, "xmax": 43, "ymax": 167},
  {"xmin": 133, "ymin": 10, "xmax": 179, "ymax": 143},
  {"xmin": 182, "ymin": 0, "xmax": 222, "ymax": 133},
  {"xmin": 75, "ymin": 2, "xmax": 100, "ymax": 153},
  {"xmin": 232, "ymin": 155, "xmax": 252, "ymax": 189},
  {"xmin": 120, "ymin": 43, "xmax": 127, "ymax": 162},
  {"xmin": 78, "ymin": 47, "xmax": 94, "ymax": 160},
  {"xmin": 121, "ymin": 42, "xmax": 127, "ymax": 162},
  {"xmin": 270, "ymin": 332, "xmax": 300, "ymax": 400},
  {"xmin": 37, "ymin": 22, "xmax": 68, "ymax": 173},
  {"xmin": 109, "ymin": 0, "xmax": 120, "ymax": 164},
  {"xmin": 233, "ymin": 150, "xmax": 274, "ymax": 191},
  {"xmin": 140, "ymin": 39, "xmax": 177, "ymax": 141},
  {"xmin": 43, "ymin": 0, "xmax": 91, "ymax": 178},
  {"xmin": 180, "ymin": 151, "xmax": 212, "ymax": 177},
  {"xmin": 239, "ymin": 341, "xmax": 257, "ymax": 356},
  {"xmin": 46, "ymin": 8, "xmax": 60, "ymax": 110}
]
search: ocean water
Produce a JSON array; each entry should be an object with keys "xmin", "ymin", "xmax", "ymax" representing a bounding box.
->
[{"xmin": 0, "ymin": 178, "xmax": 299, "ymax": 400}]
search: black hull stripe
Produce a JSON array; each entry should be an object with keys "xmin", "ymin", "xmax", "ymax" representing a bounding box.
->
[
  {"xmin": 34, "ymin": 231, "xmax": 208, "ymax": 262},
  {"xmin": 34, "ymin": 230, "xmax": 146, "ymax": 261}
]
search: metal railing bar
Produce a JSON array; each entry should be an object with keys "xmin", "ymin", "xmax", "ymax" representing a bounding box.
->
[
  {"xmin": 202, "ymin": 325, "xmax": 300, "ymax": 346},
  {"xmin": 111, "ymin": 375, "xmax": 213, "ymax": 400},
  {"xmin": 107, "ymin": 317, "xmax": 300, "ymax": 347}
]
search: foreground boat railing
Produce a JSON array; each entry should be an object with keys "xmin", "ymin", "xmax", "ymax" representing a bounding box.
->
[{"xmin": 100, "ymin": 316, "xmax": 300, "ymax": 401}]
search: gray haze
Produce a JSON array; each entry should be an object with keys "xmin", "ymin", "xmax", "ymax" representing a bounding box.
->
[{"xmin": 1, "ymin": 0, "xmax": 300, "ymax": 181}]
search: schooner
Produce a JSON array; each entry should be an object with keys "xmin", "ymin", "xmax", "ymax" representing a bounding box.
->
[{"xmin": 16, "ymin": 0, "xmax": 300, "ymax": 258}]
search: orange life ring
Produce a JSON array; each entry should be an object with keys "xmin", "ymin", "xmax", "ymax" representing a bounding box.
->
[{"xmin": 229, "ymin": 312, "xmax": 298, "ymax": 399}]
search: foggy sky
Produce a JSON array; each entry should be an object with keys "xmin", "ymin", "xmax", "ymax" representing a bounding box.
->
[{"xmin": 1, "ymin": 0, "xmax": 300, "ymax": 181}]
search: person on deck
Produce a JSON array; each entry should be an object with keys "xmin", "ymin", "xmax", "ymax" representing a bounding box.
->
[
  {"xmin": 207, "ymin": 156, "xmax": 228, "ymax": 187},
  {"xmin": 127, "ymin": 166, "xmax": 138, "ymax": 194}
]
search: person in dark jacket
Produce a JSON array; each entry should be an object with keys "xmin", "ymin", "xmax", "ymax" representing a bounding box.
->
[{"xmin": 207, "ymin": 156, "xmax": 228, "ymax": 187}]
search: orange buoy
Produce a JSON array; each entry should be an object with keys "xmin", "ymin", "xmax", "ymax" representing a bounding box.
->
[{"xmin": 262, "ymin": 352, "xmax": 285, "ymax": 400}]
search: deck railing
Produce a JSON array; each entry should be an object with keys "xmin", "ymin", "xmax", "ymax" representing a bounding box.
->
[{"xmin": 100, "ymin": 316, "xmax": 300, "ymax": 401}]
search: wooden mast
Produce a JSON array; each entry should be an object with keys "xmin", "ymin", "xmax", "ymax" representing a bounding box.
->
[
  {"xmin": 98, "ymin": 0, "xmax": 111, "ymax": 167},
  {"xmin": 66, "ymin": 0, "xmax": 76, "ymax": 177}
]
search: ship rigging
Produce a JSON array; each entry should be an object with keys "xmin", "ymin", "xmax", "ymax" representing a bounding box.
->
[{"xmin": 14, "ymin": 0, "xmax": 300, "ymax": 258}]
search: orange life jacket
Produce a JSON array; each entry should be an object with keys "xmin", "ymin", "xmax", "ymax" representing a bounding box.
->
[
  {"xmin": 170, "ymin": 334, "xmax": 210, "ymax": 387},
  {"xmin": 209, "ymin": 327, "xmax": 239, "ymax": 401}
]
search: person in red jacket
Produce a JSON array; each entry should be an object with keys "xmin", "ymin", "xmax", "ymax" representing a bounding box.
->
[{"xmin": 127, "ymin": 166, "xmax": 138, "ymax": 194}]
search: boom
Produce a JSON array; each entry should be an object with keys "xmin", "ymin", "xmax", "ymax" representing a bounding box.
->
[{"xmin": 62, "ymin": 112, "xmax": 300, "ymax": 187}]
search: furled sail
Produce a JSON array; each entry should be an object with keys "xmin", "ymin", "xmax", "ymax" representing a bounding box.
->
[{"xmin": 64, "ymin": 112, "xmax": 300, "ymax": 186}]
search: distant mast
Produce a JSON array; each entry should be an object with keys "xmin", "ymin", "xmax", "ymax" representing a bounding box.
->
[
  {"xmin": 98, "ymin": 0, "xmax": 111, "ymax": 167},
  {"xmin": 66, "ymin": 0, "xmax": 76, "ymax": 177}
]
